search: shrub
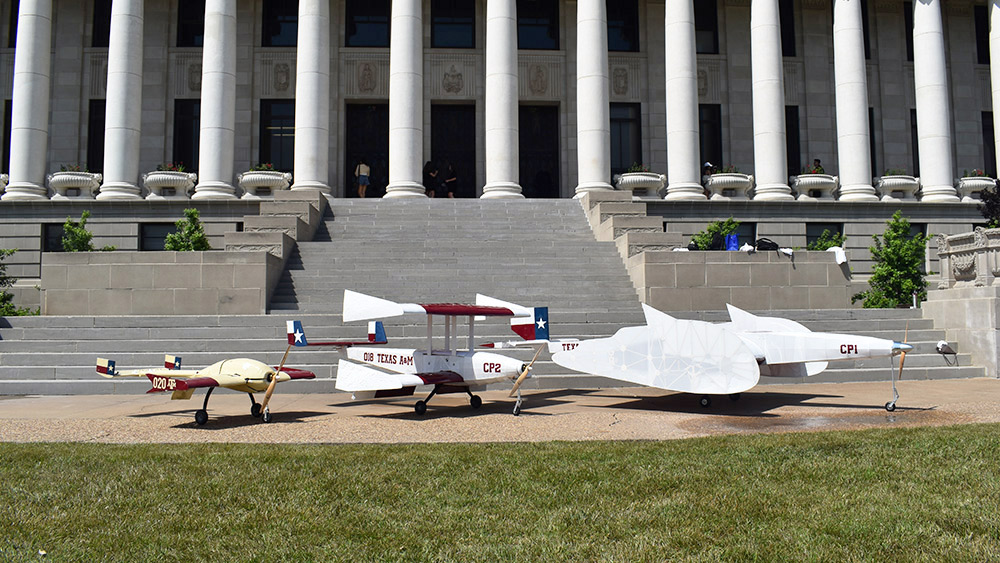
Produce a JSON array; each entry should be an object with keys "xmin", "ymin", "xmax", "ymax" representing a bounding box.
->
[
  {"xmin": 0, "ymin": 249, "xmax": 39, "ymax": 316},
  {"xmin": 61, "ymin": 211, "xmax": 116, "ymax": 252},
  {"xmin": 164, "ymin": 208, "xmax": 211, "ymax": 251},
  {"xmin": 807, "ymin": 229, "xmax": 846, "ymax": 251},
  {"xmin": 691, "ymin": 217, "xmax": 740, "ymax": 251},
  {"xmin": 851, "ymin": 210, "xmax": 928, "ymax": 308},
  {"xmin": 978, "ymin": 185, "xmax": 1000, "ymax": 228},
  {"xmin": 250, "ymin": 163, "xmax": 276, "ymax": 172}
]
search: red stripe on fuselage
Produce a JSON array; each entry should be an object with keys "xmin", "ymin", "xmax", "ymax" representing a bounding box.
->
[
  {"xmin": 415, "ymin": 371, "xmax": 465, "ymax": 385},
  {"xmin": 418, "ymin": 304, "xmax": 514, "ymax": 317}
]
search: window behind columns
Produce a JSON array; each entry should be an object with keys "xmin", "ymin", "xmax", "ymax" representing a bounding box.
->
[
  {"xmin": 7, "ymin": 0, "xmax": 17, "ymax": 49},
  {"xmin": 517, "ymin": 0, "xmax": 558, "ymax": 50},
  {"xmin": 259, "ymin": 100, "xmax": 295, "ymax": 172},
  {"xmin": 976, "ymin": 5, "xmax": 990, "ymax": 65},
  {"xmin": 610, "ymin": 103, "xmax": 641, "ymax": 177},
  {"xmin": 345, "ymin": 0, "xmax": 390, "ymax": 47},
  {"xmin": 909, "ymin": 108, "xmax": 919, "ymax": 176},
  {"xmin": 785, "ymin": 105, "xmax": 800, "ymax": 178},
  {"xmin": 92, "ymin": 0, "xmax": 112, "ymax": 48},
  {"xmin": 173, "ymin": 99, "xmax": 201, "ymax": 172},
  {"xmin": 607, "ymin": 0, "xmax": 639, "ymax": 52},
  {"xmin": 694, "ymin": 0, "xmax": 719, "ymax": 55},
  {"xmin": 984, "ymin": 112, "xmax": 997, "ymax": 177},
  {"xmin": 2, "ymin": 100, "xmax": 10, "ymax": 173},
  {"xmin": 699, "ymin": 104, "xmax": 723, "ymax": 170},
  {"xmin": 904, "ymin": 2, "xmax": 913, "ymax": 62},
  {"xmin": 432, "ymin": 0, "xmax": 475, "ymax": 48},
  {"xmin": 869, "ymin": 107, "xmax": 877, "ymax": 177},
  {"xmin": 262, "ymin": 0, "xmax": 298, "ymax": 47},
  {"xmin": 861, "ymin": 0, "xmax": 871, "ymax": 59},
  {"xmin": 177, "ymin": 0, "xmax": 206, "ymax": 47},
  {"xmin": 778, "ymin": 0, "xmax": 795, "ymax": 57},
  {"xmin": 87, "ymin": 99, "xmax": 106, "ymax": 173}
]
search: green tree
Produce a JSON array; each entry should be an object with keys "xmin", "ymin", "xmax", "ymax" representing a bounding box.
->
[
  {"xmin": 691, "ymin": 217, "xmax": 740, "ymax": 250},
  {"xmin": 978, "ymin": 184, "xmax": 1000, "ymax": 228},
  {"xmin": 852, "ymin": 210, "xmax": 928, "ymax": 308},
  {"xmin": 1, "ymin": 249, "xmax": 38, "ymax": 316},
  {"xmin": 806, "ymin": 229, "xmax": 846, "ymax": 251},
  {"xmin": 164, "ymin": 208, "xmax": 211, "ymax": 251},
  {"xmin": 61, "ymin": 211, "xmax": 116, "ymax": 252}
]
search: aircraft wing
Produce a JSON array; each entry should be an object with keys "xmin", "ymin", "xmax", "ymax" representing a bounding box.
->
[
  {"xmin": 343, "ymin": 290, "xmax": 518, "ymax": 322},
  {"xmin": 552, "ymin": 305, "xmax": 760, "ymax": 395},
  {"xmin": 335, "ymin": 359, "xmax": 464, "ymax": 392}
]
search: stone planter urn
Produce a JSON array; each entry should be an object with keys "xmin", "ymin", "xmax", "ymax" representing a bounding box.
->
[
  {"xmin": 704, "ymin": 173, "xmax": 753, "ymax": 200},
  {"xmin": 143, "ymin": 170, "xmax": 197, "ymax": 200},
  {"xmin": 614, "ymin": 172, "xmax": 665, "ymax": 199},
  {"xmin": 792, "ymin": 173, "xmax": 838, "ymax": 201},
  {"xmin": 875, "ymin": 175, "xmax": 919, "ymax": 202},
  {"xmin": 47, "ymin": 171, "xmax": 102, "ymax": 200},
  {"xmin": 238, "ymin": 170, "xmax": 292, "ymax": 199},
  {"xmin": 956, "ymin": 176, "xmax": 996, "ymax": 202}
]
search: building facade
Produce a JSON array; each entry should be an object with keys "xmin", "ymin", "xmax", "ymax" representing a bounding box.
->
[{"xmin": 0, "ymin": 0, "xmax": 995, "ymax": 201}]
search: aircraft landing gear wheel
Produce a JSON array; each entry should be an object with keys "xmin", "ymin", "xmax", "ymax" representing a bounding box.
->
[
  {"xmin": 414, "ymin": 401, "xmax": 427, "ymax": 415},
  {"xmin": 885, "ymin": 401, "xmax": 896, "ymax": 412},
  {"xmin": 729, "ymin": 393, "xmax": 741, "ymax": 402},
  {"xmin": 251, "ymin": 403, "xmax": 262, "ymax": 418},
  {"xmin": 470, "ymin": 395, "xmax": 482, "ymax": 409},
  {"xmin": 195, "ymin": 410, "xmax": 208, "ymax": 426},
  {"xmin": 699, "ymin": 396, "xmax": 712, "ymax": 408},
  {"xmin": 262, "ymin": 408, "xmax": 273, "ymax": 423}
]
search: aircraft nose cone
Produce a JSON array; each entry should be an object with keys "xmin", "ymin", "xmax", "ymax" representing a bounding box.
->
[{"xmin": 893, "ymin": 342, "xmax": 914, "ymax": 353}]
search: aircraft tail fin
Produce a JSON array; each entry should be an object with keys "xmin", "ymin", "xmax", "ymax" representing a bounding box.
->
[
  {"xmin": 369, "ymin": 321, "xmax": 387, "ymax": 344},
  {"xmin": 510, "ymin": 307, "xmax": 549, "ymax": 341},
  {"xmin": 164, "ymin": 355, "xmax": 182, "ymax": 370},
  {"xmin": 96, "ymin": 358, "xmax": 117, "ymax": 378},
  {"xmin": 287, "ymin": 320, "xmax": 309, "ymax": 346}
]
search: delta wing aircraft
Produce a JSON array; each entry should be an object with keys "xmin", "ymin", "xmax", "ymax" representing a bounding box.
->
[
  {"xmin": 478, "ymin": 296, "xmax": 913, "ymax": 412},
  {"xmin": 289, "ymin": 290, "xmax": 547, "ymax": 415},
  {"xmin": 97, "ymin": 350, "xmax": 315, "ymax": 425}
]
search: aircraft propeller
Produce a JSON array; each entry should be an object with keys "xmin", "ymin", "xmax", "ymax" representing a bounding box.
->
[
  {"xmin": 259, "ymin": 343, "xmax": 293, "ymax": 423},
  {"xmin": 886, "ymin": 323, "xmax": 912, "ymax": 412},
  {"xmin": 510, "ymin": 344, "xmax": 544, "ymax": 397}
]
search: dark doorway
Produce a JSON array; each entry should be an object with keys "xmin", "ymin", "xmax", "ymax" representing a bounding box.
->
[
  {"xmin": 519, "ymin": 105, "xmax": 560, "ymax": 198},
  {"xmin": 345, "ymin": 103, "xmax": 389, "ymax": 198},
  {"xmin": 431, "ymin": 104, "xmax": 476, "ymax": 197}
]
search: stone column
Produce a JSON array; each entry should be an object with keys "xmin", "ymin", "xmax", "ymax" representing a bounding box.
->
[
  {"xmin": 482, "ymin": 0, "xmax": 522, "ymax": 199},
  {"xmin": 664, "ymin": 0, "xmax": 705, "ymax": 200},
  {"xmin": 2, "ymin": 0, "xmax": 51, "ymax": 201},
  {"xmin": 749, "ymin": 0, "xmax": 793, "ymax": 200},
  {"xmin": 192, "ymin": 0, "xmax": 238, "ymax": 200},
  {"xmin": 912, "ymin": 0, "xmax": 958, "ymax": 201},
  {"xmin": 990, "ymin": 1, "xmax": 1000, "ymax": 174},
  {"xmin": 291, "ymin": 0, "xmax": 330, "ymax": 193},
  {"xmin": 833, "ymin": 0, "xmax": 877, "ymax": 201},
  {"xmin": 575, "ymin": 0, "xmax": 613, "ymax": 195},
  {"xmin": 384, "ymin": 0, "xmax": 425, "ymax": 198},
  {"xmin": 98, "ymin": 0, "xmax": 144, "ymax": 200}
]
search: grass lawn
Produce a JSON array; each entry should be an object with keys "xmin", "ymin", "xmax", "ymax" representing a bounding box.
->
[{"xmin": 2, "ymin": 424, "xmax": 999, "ymax": 561}]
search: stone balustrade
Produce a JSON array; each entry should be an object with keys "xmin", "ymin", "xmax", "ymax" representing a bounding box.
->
[{"xmin": 934, "ymin": 227, "xmax": 1000, "ymax": 288}]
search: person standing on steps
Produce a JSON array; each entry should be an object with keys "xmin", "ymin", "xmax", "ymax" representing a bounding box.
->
[
  {"xmin": 423, "ymin": 161, "xmax": 438, "ymax": 198},
  {"xmin": 441, "ymin": 160, "xmax": 457, "ymax": 198},
  {"xmin": 355, "ymin": 158, "xmax": 371, "ymax": 198}
]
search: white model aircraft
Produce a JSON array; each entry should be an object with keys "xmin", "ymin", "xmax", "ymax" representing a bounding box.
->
[
  {"xmin": 288, "ymin": 290, "xmax": 544, "ymax": 415},
  {"xmin": 478, "ymin": 296, "xmax": 913, "ymax": 412}
]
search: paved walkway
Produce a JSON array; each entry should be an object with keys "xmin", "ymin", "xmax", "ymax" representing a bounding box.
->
[{"xmin": 1, "ymin": 378, "xmax": 997, "ymax": 444}]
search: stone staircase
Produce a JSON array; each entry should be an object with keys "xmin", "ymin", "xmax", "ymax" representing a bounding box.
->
[{"xmin": 0, "ymin": 197, "xmax": 984, "ymax": 396}]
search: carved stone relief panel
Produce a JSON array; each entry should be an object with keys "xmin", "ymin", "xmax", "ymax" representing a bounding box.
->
[
  {"xmin": 0, "ymin": 54, "xmax": 12, "ymax": 98},
  {"xmin": 429, "ymin": 54, "xmax": 478, "ymax": 99},
  {"xmin": 344, "ymin": 53, "xmax": 389, "ymax": 97},
  {"xmin": 608, "ymin": 56, "xmax": 642, "ymax": 102},
  {"xmin": 697, "ymin": 59, "xmax": 722, "ymax": 104},
  {"xmin": 88, "ymin": 54, "xmax": 108, "ymax": 98},
  {"xmin": 257, "ymin": 54, "xmax": 296, "ymax": 98},
  {"xmin": 519, "ymin": 55, "xmax": 564, "ymax": 100},
  {"xmin": 171, "ymin": 53, "xmax": 203, "ymax": 96},
  {"xmin": 783, "ymin": 60, "xmax": 803, "ymax": 105},
  {"xmin": 978, "ymin": 68, "xmax": 992, "ymax": 110}
]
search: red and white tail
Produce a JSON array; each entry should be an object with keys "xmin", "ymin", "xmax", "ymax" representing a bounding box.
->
[
  {"xmin": 96, "ymin": 358, "xmax": 117, "ymax": 377},
  {"xmin": 164, "ymin": 355, "xmax": 182, "ymax": 370}
]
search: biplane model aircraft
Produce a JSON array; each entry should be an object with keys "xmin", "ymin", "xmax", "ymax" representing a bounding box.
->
[
  {"xmin": 288, "ymin": 290, "xmax": 548, "ymax": 415},
  {"xmin": 96, "ymin": 351, "xmax": 316, "ymax": 425},
  {"xmin": 478, "ymin": 296, "xmax": 914, "ymax": 412}
]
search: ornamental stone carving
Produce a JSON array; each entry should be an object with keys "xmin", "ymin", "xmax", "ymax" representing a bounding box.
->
[
  {"xmin": 358, "ymin": 62, "xmax": 376, "ymax": 93},
  {"xmin": 528, "ymin": 64, "xmax": 548, "ymax": 95},
  {"xmin": 443, "ymin": 65, "xmax": 464, "ymax": 94},
  {"xmin": 188, "ymin": 63, "xmax": 202, "ymax": 91},
  {"xmin": 274, "ymin": 63, "xmax": 291, "ymax": 92},
  {"xmin": 935, "ymin": 227, "xmax": 1000, "ymax": 289},
  {"xmin": 612, "ymin": 67, "xmax": 628, "ymax": 96}
]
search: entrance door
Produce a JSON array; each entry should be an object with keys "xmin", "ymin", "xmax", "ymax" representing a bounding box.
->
[
  {"xmin": 431, "ymin": 104, "xmax": 476, "ymax": 197},
  {"xmin": 345, "ymin": 103, "xmax": 389, "ymax": 198},
  {"xmin": 519, "ymin": 105, "xmax": 560, "ymax": 198}
]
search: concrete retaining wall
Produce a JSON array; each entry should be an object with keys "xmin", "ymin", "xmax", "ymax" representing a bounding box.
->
[
  {"xmin": 628, "ymin": 250, "xmax": 853, "ymax": 312},
  {"xmin": 40, "ymin": 250, "xmax": 283, "ymax": 315},
  {"xmin": 922, "ymin": 286, "xmax": 1000, "ymax": 378}
]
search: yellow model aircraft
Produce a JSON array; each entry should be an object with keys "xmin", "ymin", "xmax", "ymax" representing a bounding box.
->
[{"xmin": 96, "ymin": 352, "xmax": 315, "ymax": 425}]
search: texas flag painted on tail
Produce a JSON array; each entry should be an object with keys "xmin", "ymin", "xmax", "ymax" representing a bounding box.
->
[
  {"xmin": 511, "ymin": 307, "xmax": 549, "ymax": 341},
  {"xmin": 164, "ymin": 355, "xmax": 182, "ymax": 370},
  {"xmin": 288, "ymin": 320, "xmax": 308, "ymax": 346},
  {"xmin": 96, "ymin": 358, "xmax": 116, "ymax": 375}
]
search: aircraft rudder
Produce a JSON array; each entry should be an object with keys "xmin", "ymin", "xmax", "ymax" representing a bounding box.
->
[{"xmin": 287, "ymin": 320, "xmax": 309, "ymax": 346}]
